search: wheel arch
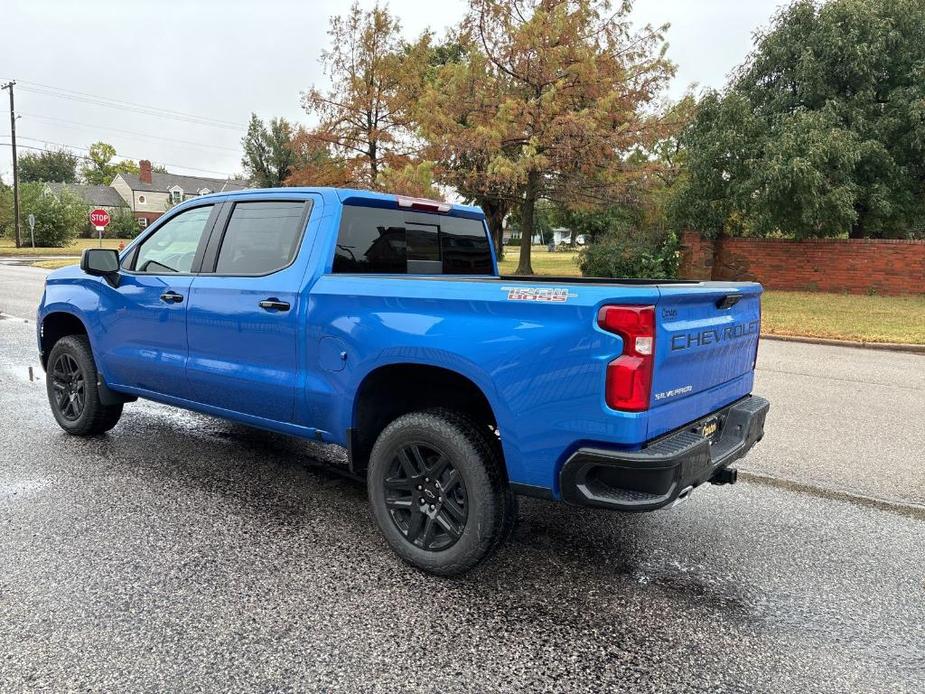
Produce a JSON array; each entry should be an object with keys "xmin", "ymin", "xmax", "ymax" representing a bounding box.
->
[
  {"xmin": 348, "ymin": 362, "xmax": 504, "ymax": 476},
  {"xmin": 39, "ymin": 310, "xmax": 90, "ymax": 369}
]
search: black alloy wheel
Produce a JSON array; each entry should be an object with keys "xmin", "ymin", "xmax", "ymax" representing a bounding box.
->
[
  {"xmin": 368, "ymin": 409, "xmax": 513, "ymax": 575},
  {"xmin": 383, "ymin": 442, "xmax": 468, "ymax": 551},
  {"xmin": 45, "ymin": 334, "xmax": 124, "ymax": 436},
  {"xmin": 51, "ymin": 353, "xmax": 86, "ymax": 421}
]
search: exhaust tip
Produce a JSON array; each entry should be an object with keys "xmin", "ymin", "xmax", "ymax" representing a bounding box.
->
[
  {"xmin": 711, "ymin": 467, "xmax": 738, "ymax": 486},
  {"xmin": 669, "ymin": 485, "xmax": 694, "ymax": 508}
]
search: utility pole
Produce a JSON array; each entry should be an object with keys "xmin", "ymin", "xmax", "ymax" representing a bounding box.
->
[{"xmin": 2, "ymin": 81, "xmax": 21, "ymax": 248}]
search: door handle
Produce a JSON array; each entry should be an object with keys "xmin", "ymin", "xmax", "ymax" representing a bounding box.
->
[
  {"xmin": 258, "ymin": 298, "xmax": 290, "ymax": 312},
  {"xmin": 160, "ymin": 291, "xmax": 184, "ymax": 304}
]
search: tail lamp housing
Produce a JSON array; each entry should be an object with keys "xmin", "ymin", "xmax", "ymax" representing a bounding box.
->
[{"xmin": 598, "ymin": 305, "xmax": 655, "ymax": 411}]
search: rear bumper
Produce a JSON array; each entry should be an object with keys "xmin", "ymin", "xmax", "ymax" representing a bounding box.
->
[{"xmin": 560, "ymin": 395, "xmax": 770, "ymax": 512}]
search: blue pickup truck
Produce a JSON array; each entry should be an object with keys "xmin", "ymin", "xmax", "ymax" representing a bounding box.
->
[{"xmin": 38, "ymin": 187, "xmax": 769, "ymax": 575}]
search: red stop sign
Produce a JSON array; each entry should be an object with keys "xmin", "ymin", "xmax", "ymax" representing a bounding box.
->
[{"xmin": 89, "ymin": 209, "xmax": 111, "ymax": 227}]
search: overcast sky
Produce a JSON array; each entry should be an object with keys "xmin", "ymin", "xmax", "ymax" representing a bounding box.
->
[{"xmin": 0, "ymin": 0, "xmax": 784, "ymax": 185}]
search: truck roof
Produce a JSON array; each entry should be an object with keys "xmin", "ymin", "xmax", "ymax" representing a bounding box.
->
[{"xmin": 196, "ymin": 186, "xmax": 484, "ymax": 218}]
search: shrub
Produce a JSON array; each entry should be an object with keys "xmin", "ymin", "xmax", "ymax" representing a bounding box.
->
[
  {"xmin": 17, "ymin": 182, "xmax": 87, "ymax": 247},
  {"xmin": 578, "ymin": 229, "xmax": 680, "ymax": 279},
  {"xmin": 107, "ymin": 208, "xmax": 142, "ymax": 239}
]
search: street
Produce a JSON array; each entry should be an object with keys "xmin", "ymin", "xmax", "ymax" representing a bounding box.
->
[
  {"xmin": 0, "ymin": 264, "xmax": 923, "ymax": 691},
  {"xmin": 0, "ymin": 260, "xmax": 51, "ymax": 322}
]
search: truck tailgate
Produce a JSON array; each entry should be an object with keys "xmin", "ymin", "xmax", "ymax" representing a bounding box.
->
[{"xmin": 651, "ymin": 283, "xmax": 762, "ymax": 410}]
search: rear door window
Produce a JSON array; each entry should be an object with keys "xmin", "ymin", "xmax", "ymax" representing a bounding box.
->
[
  {"xmin": 333, "ymin": 205, "xmax": 493, "ymax": 275},
  {"xmin": 214, "ymin": 201, "xmax": 309, "ymax": 275}
]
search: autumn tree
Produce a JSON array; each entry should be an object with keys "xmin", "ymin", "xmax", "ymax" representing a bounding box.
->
[
  {"xmin": 19, "ymin": 148, "xmax": 79, "ymax": 183},
  {"xmin": 301, "ymin": 2, "xmax": 433, "ymax": 194},
  {"xmin": 80, "ymin": 142, "xmax": 139, "ymax": 185},
  {"xmin": 284, "ymin": 127, "xmax": 351, "ymax": 187},
  {"xmin": 416, "ymin": 40, "xmax": 518, "ymax": 255},
  {"xmin": 419, "ymin": 0, "xmax": 673, "ymax": 274},
  {"xmin": 241, "ymin": 114, "xmax": 300, "ymax": 187}
]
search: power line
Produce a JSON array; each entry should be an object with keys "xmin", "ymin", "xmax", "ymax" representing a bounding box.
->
[
  {"xmin": 18, "ymin": 79, "xmax": 246, "ymax": 128},
  {"xmin": 19, "ymin": 112, "xmax": 242, "ymax": 153},
  {"xmin": 1, "ymin": 137, "xmax": 239, "ymax": 178},
  {"xmin": 17, "ymin": 84, "xmax": 245, "ymax": 131}
]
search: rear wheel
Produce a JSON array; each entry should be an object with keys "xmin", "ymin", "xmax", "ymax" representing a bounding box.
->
[
  {"xmin": 367, "ymin": 409, "xmax": 513, "ymax": 576},
  {"xmin": 46, "ymin": 335, "xmax": 123, "ymax": 436}
]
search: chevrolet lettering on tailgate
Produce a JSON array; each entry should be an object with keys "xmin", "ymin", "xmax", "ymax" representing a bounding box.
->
[{"xmin": 670, "ymin": 320, "xmax": 761, "ymax": 351}]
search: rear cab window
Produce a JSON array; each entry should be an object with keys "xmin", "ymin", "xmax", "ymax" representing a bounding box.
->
[{"xmin": 333, "ymin": 205, "xmax": 493, "ymax": 275}]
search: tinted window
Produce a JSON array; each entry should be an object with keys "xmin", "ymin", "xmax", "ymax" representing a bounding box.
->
[
  {"xmin": 215, "ymin": 201, "xmax": 308, "ymax": 275},
  {"xmin": 134, "ymin": 205, "xmax": 213, "ymax": 273},
  {"xmin": 333, "ymin": 206, "xmax": 493, "ymax": 275}
]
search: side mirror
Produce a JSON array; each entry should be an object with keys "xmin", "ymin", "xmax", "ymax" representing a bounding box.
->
[{"xmin": 80, "ymin": 248, "xmax": 121, "ymax": 282}]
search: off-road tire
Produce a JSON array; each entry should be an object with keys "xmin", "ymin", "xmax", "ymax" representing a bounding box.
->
[
  {"xmin": 46, "ymin": 335, "xmax": 123, "ymax": 436},
  {"xmin": 368, "ymin": 408, "xmax": 513, "ymax": 576}
]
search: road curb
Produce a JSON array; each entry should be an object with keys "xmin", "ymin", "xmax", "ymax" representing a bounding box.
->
[
  {"xmin": 740, "ymin": 471, "xmax": 925, "ymax": 520},
  {"xmin": 762, "ymin": 333, "xmax": 925, "ymax": 354}
]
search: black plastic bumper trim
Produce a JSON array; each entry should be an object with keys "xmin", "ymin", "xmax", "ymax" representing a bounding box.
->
[{"xmin": 560, "ymin": 395, "xmax": 770, "ymax": 512}]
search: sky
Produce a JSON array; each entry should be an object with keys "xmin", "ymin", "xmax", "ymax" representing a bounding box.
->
[{"xmin": 0, "ymin": 0, "xmax": 784, "ymax": 185}]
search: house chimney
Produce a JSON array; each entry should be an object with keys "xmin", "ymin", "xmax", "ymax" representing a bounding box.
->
[{"xmin": 139, "ymin": 159, "xmax": 152, "ymax": 184}]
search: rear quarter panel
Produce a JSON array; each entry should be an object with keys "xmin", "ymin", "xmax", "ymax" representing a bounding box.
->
[{"xmin": 308, "ymin": 275, "xmax": 663, "ymax": 492}]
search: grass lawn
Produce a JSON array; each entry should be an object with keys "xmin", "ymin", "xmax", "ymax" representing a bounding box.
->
[
  {"xmin": 498, "ymin": 245, "xmax": 924, "ymax": 344},
  {"xmin": 32, "ymin": 258, "xmax": 81, "ymax": 269},
  {"xmin": 0, "ymin": 237, "xmax": 122, "ymax": 256},
  {"xmin": 499, "ymin": 246, "xmax": 581, "ymax": 276},
  {"xmin": 760, "ymin": 291, "xmax": 925, "ymax": 344}
]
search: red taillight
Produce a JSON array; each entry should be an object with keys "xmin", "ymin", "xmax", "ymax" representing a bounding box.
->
[{"xmin": 598, "ymin": 305, "xmax": 655, "ymax": 411}]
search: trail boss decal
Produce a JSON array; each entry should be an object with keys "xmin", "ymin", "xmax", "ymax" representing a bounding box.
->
[
  {"xmin": 503, "ymin": 287, "xmax": 576, "ymax": 303},
  {"xmin": 670, "ymin": 320, "xmax": 760, "ymax": 351}
]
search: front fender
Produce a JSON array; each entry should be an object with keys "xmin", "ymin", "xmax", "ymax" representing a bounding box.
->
[{"xmin": 38, "ymin": 273, "xmax": 108, "ymax": 376}]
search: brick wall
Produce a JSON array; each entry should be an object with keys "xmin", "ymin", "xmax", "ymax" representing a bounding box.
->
[
  {"xmin": 133, "ymin": 211, "xmax": 162, "ymax": 227},
  {"xmin": 678, "ymin": 231, "xmax": 925, "ymax": 295}
]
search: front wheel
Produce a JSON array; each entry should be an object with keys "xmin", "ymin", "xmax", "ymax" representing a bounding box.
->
[
  {"xmin": 367, "ymin": 409, "xmax": 512, "ymax": 576},
  {"xmin": 46, "ymin": 335, "xmax": 123, "ymax": 436}
]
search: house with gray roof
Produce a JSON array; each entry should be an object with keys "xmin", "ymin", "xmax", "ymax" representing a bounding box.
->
[
  {"xmin": 111, "ymin": 160, "xmax": 249, "ymax": 228},
  {"xmin": 43, "ymin": 182, "xmax": 129, "ymax": 212}
]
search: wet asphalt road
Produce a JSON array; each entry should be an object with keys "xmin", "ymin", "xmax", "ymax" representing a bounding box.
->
[
  {"xmin": 1, "ymin": 316, "xmax": 924, "ymax": 691},
  {"xmin": 0, "ymin": 262, "xmax": 50, "ymax": 322}
]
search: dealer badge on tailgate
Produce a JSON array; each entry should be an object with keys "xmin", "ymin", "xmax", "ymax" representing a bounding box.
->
[{"xmin": 700, "ymin": 417, "xmax": 719, "ymax": 441}]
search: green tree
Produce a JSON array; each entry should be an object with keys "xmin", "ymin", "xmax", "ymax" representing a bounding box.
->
[
  {"xmin": 15, "ymin": 182, "xmax": 88, "ymax": 247},
  {"xmin": 672, "ymin": 0, "xmax": 925, "ymax": 239},
  {"xmin": 577, "ymin": 228, "xmax": 680, "ymax": 279},
  {"xmin": 507, "ymin": 200, "xmax": 556, "ymax": 245},
  {"xmin": 19, "ymin": 149, "xmax": 79, "ymax": 183},
  {"xmin": 0, "ymin": 184, "xmax": 13, "ymax": 239},
  {"xmin": 80, "ymin": 142, "xmax": 140, "ymax": 185},
  {"xmin": 241, "ymin": 114, "xmax": 299, "ymax": 187}
]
